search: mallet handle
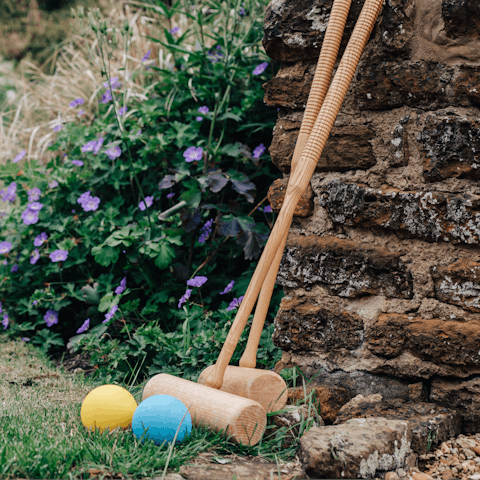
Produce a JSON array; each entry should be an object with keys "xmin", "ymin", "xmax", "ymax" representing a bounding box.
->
[{"xmin": 206, "ymin": 0, "xmax": 384, "ymax": 389}]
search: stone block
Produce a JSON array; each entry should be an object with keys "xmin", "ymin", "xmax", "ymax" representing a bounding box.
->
[
  {"xmin": 366, "ymin": 313, "xmax": 480, "ymax": 366},
  {"xmin": 430, "ymin": 377, "xmax": 480, "ymax": 434},
  {"xmin": 320, "ymin": 181, "xmax": 480, "ymax": 245},
  {"xmin": 298, "ymin": 417, "xmax": 415, "ymax": 479},
  {"xmin": 432, "ymin": 259, "xmax": 480, "ymax": 313},
  {"xmin": 334, "ymin": 398, "xmax": 462, "ymax": 455},
  {"xmin": 288, "ymin": 385, "xmax": 352, "ymax": 424},
  {"xmin": 268, "ymin": 112, "xmax": 376, "ymax": 173},
  {"xmin": 272, "ymin": 295, "xmax": 364, "ymax": 352},
  {"xmin": 262, "ymin": 0, "xmax": 364, "ymax": 63},
  {"xmin": 356, "ymin": 62, "xmax": 480, "ymax": 111},
  {"xmin": 408, "ymin": 383, "xmax": 428, "ymax": 403},
  {"xmin": 276, "ymin": 234, "xmax": 413, "ymax": 298},
  {"xmin": 421, "ymin": 116, "xmax": 480, "ymax": 182},
  {"xmin": 267, "ymin": 178, "xmax": 314, "ymax": 217},
  {"xmin": 442, "ymin": 0, "xmax": 480, "ymax": 39}
]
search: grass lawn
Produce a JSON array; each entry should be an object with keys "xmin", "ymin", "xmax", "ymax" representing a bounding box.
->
[{"xmin": 0, "ymin": 336, "xmax": 306, "ymax": 479}]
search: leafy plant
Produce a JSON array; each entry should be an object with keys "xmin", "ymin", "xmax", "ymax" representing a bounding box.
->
[{"xmin": 0, "ymin": 0, "xmax": 284, "ymax": 383}]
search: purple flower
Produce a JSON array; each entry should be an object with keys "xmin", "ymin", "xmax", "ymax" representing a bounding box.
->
[
  {"xmin": 2, "ymin": 260, "xmax": 6, "ymax": 265},
  {"xmin": 21, "ymin": 208, "xmax": 39, "ymax": 225},
  {"xmin": 196, "ymin": 106, "xmax": 209, "ymax": 122},
  {"xmin": 78, "ymin": 109, "xmax": 85, "ymax": 117},
  {"xmin": 183, "ymin": 146, "xmax": 203, "ymax": 162},
  {"xmin": 115, "ymin": 277, "xmax": 127, "ymax": 295},
  {"xmin": 13, "ymin": 150, "xmax": 26, "ymax": 163},
  {"xmin": 100, "ymin": 90, "xmax": 113, "ymax": 104},
  {"xmin": 186, "ymin": 276, "xmax": 208, "ymax": 288},
  {"xmin": 2, "ymin": 314, "xmax": 9, "ymax": 330},
  {"xmin": 44, "ymin": 310, "xmax": 59, "ymax": 327},
  {"xmin": 118, "ymin": 106, "xmax": 127, "ymax": 116},
  {"xmin": 49, "ymin": 249, "xmax": 68, "ymax": 262},
  {"xmin": 10, "ymin": 264, "xmax": 18, "ymax": 272},
  {"xmin": 32, "ymin": 300, "xmax": 38, "ymax": 306},
  {"xmin": 76, "ymin": 318, "xmax": 90, "ymax": 334},
  {"xmin": 28, "ymin": 187, "xmax": 42, "ymax": 201},
  {"xmin": 253, "ymin": 143, "xmax": 266, "ymax": 159},
  {"xmin": 71, "ymin": 160, "xmax": 84, "ymax": 166},
  {"xmin": 49, "ymin": 180, "xmax": 58, "ymax": 188},
  {"xmin": 178, "ymin": 288, "xmax": 192, "ymax": 308},
  {"xmin": 105, "ymin": 145, "xmax": 121, "ymax": 160},
  {"xmin": 103, "ymin": 304, "xmax": 119, "ymax": 323},
  {"xmin": 69, "ymin": 97, "xmax": 84, "ymax": 107},
  {"xmin": 81, "ymin": 138, "xmax": 102, "ymax": 153},
  {"xmin": 169, "ymin": 26, "xmax": 180, "ymax": 35},
  {"xmin": 34, "ymin": 233, "xmax": 48, "ymax": 247},
  {"xmin": 220, "ymin": 280, "xmax": 235, "ymax": 295},
  {"xmin": 138, "ymin": 196, "xmax": 154, "ymax": 211},
  {"xmin": 227, "ymin": 296, "xmax": 244, "ymax": 311},
  {"xmin": 27, "ymin": 202, "xmax": 43, "ymax": 211},
  {"xmin": 141, "ymin": 49, "xmax": 152, "ymax": 61},
  {"xmin": 199, "ymin": 219, "xmax": 213, "ymax": 243},
  {"xmin": 53, "ymin": 124, "xmax": 63, "ymax": 133},
  {"xmin": 239, "ymin": 5, "xmax": 245, "ymax": 15},
  {"xmin": 103, "ymin": 76, "xmax": 122, "ymax": 89},
  {"xmin": 94, "ymin": 137, "xmax": 104, "ymax": 155},
  {"xmin": 2, "ymin": 182, "xmax": 17, "ymax": 203},
  {"xmin": 263, "ymin": 205, "xmax": 272, "ymax": 213},
  {"xmin": 0, "ymin": 241, "xmax": 12, "ymax": 254},
  {"xmin": 167, "ymin": 192, "xmax": 175, "ymax": 199},
  {"xmin": 252, "ymin": 62, "xmax": 269, "ymax": 76},
  {"xmin": 0, "ymin": 302, "xmax": 2, "ymax": 313},
  {"xmin": 77, "ymin": 191, "xmax": 91, "ymax": 204},
  {"xmin": 82, "ymin": 196, "xmax": 100, "ymax": 212},
  {"xmin": 30, "ymin": 249, "xmax": 40, "ymax": 265},
  {"xmin": 136, "ymin": 129, "xmax": 142, "ymax": 135},
  {"xmin": 21, "ymin": 337, "xmax": 30, "ymax": 342}
]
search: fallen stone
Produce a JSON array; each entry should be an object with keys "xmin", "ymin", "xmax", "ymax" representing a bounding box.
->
[
  {"xmin": 152, "ymin": 475, "xmax": 186, "ymax": 480},
  {"xmin": 334, "ymin": 398, "xmax": 462, "ymax": 455},
  {"xmin": 366, "ymin": 313, "xmax": 480, "ymax": 367},
  {"xmin": 432, "ymin": 259, "xmax": 480, "ymax": 313},
  {"xmin": 412, "ymin": 473, "xmax": 434, "ymax": 480},
  {"xmin": 298, "ymin": 417, "xmax": 415, "ymax": 479},
  {"xmin": 430, "ymin": 377, "xmax": 480, "ymax": 434},
  {"xmin": 180, "ymin": 457, "xmax": 308, "ymax": 480},
  {"xmin": 267, "ymin": 178, "xmax": 314, "ymax": 217},
  {"xmin": 277, "ymin": 233, "xmax": 413, "ymax": 298},
  {"xmin": 386, "ymin": 472, "xmax": 401, "ymax": 480},
  {"xmin": 266, "ymin": 404, "xmax": 323, "ymax": 448},
  {"xmin": 287, "ymin": 385, "xmax": 352, "ymax": 424},
  {"xmin": 422, "ymin": 116, "xmax": 480, "ymax": 182},
  {"xmin": 320, "ymin": 181, "xmax": 480, "ymax": 245}
]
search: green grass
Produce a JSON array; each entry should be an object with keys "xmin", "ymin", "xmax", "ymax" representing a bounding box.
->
[{"xmin": 0, "ymin": 336, "xmax": 316, "ymax": 479}]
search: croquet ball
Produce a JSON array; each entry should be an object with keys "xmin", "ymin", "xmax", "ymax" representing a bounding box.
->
[
  {"xmin": 80, "ymin": 384, "xmax": 138, "ymax": 433},
  {"xmin": 132, "ymin": 394, "xmax": 192, "ymax": 445}
]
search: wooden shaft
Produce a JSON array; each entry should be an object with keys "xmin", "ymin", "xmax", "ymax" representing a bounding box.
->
[
  {"xmin": 143, "ymin": 374, "xmax": 267, "ymax": 446},
  {"xmin": 205, "ymin": 0, "xmax": 383, "ymax": 391},
  {"xmin": 198, "ymin": 365, "xmax": 288, "ymax": 413},
  {"xmin": 239, "ymin": 0, "xmax": 351, "ymax": 370}
]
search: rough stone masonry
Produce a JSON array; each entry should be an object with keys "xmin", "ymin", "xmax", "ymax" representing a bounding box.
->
[{"xmin": 263, "ymin": 0, "xmax": 480, "ymax": 475}]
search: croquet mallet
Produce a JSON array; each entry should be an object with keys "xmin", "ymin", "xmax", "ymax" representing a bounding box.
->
[{"xmin": 143, "ymin": 0, "xmax": 384, "ymax": 446}]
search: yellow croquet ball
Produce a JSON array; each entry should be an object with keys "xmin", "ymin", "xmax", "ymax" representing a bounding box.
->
[{"xmin": 81, "ymin": 384, "xmax": 138, "ymax": 433}]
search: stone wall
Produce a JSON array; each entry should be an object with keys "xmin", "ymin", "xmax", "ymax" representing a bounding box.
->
[{"xmin": 264, "ymin": 0, "xmax": 480, "ymax": 434}]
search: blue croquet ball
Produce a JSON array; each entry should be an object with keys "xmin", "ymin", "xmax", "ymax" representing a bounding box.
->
[{"xmin": 132, "ymin": 395, "xmax": 192, "ymax": 445}]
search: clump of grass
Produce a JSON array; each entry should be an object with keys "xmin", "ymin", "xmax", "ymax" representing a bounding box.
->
[{"xmin": 0, "ymin": 337, "xmax": 306, "ymax": 479}]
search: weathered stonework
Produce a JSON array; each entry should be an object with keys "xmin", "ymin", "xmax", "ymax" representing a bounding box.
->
[
  {"xmin": 277, "ymin": 234, "xmax": 413, "ymax": 298},
  {"xmin": 264, "ymin": 0, "xmax": 480, "ymax": 443},
  {"xmin": 422, "ymin": 116, "xmax": 480, "ymax": 182},
  {"xmin": 320, "ymin": 181, "xmax": 480, "ymax": 245},
  {"xmin": 432, "ymin": 259, "xmax": 480, "ymax": 313},
  {"xmin": 267, "ymin": 178, "xmax": 314, "ymax": 217}
]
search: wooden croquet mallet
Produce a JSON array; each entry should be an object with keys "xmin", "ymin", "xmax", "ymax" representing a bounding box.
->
[{"xmin": 143, "ymin": 0, "xmax": 384, "ymax": 446}]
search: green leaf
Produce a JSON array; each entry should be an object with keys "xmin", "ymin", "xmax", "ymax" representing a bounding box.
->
[
  {"xmin": 91, "ymin": 245, "xmax": 119, "ymax": 267},
  {"xmin": 155, "ymin": 243, "xmax": 176, "ymax": 269},
  {"xmin": 98, "ymin": 292, "xmax": 119, "ymax": 313}
]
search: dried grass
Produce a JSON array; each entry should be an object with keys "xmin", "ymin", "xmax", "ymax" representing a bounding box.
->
[{"xmin": 0, "ymin": 0, "xmax": 188, "ymax": 167}]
